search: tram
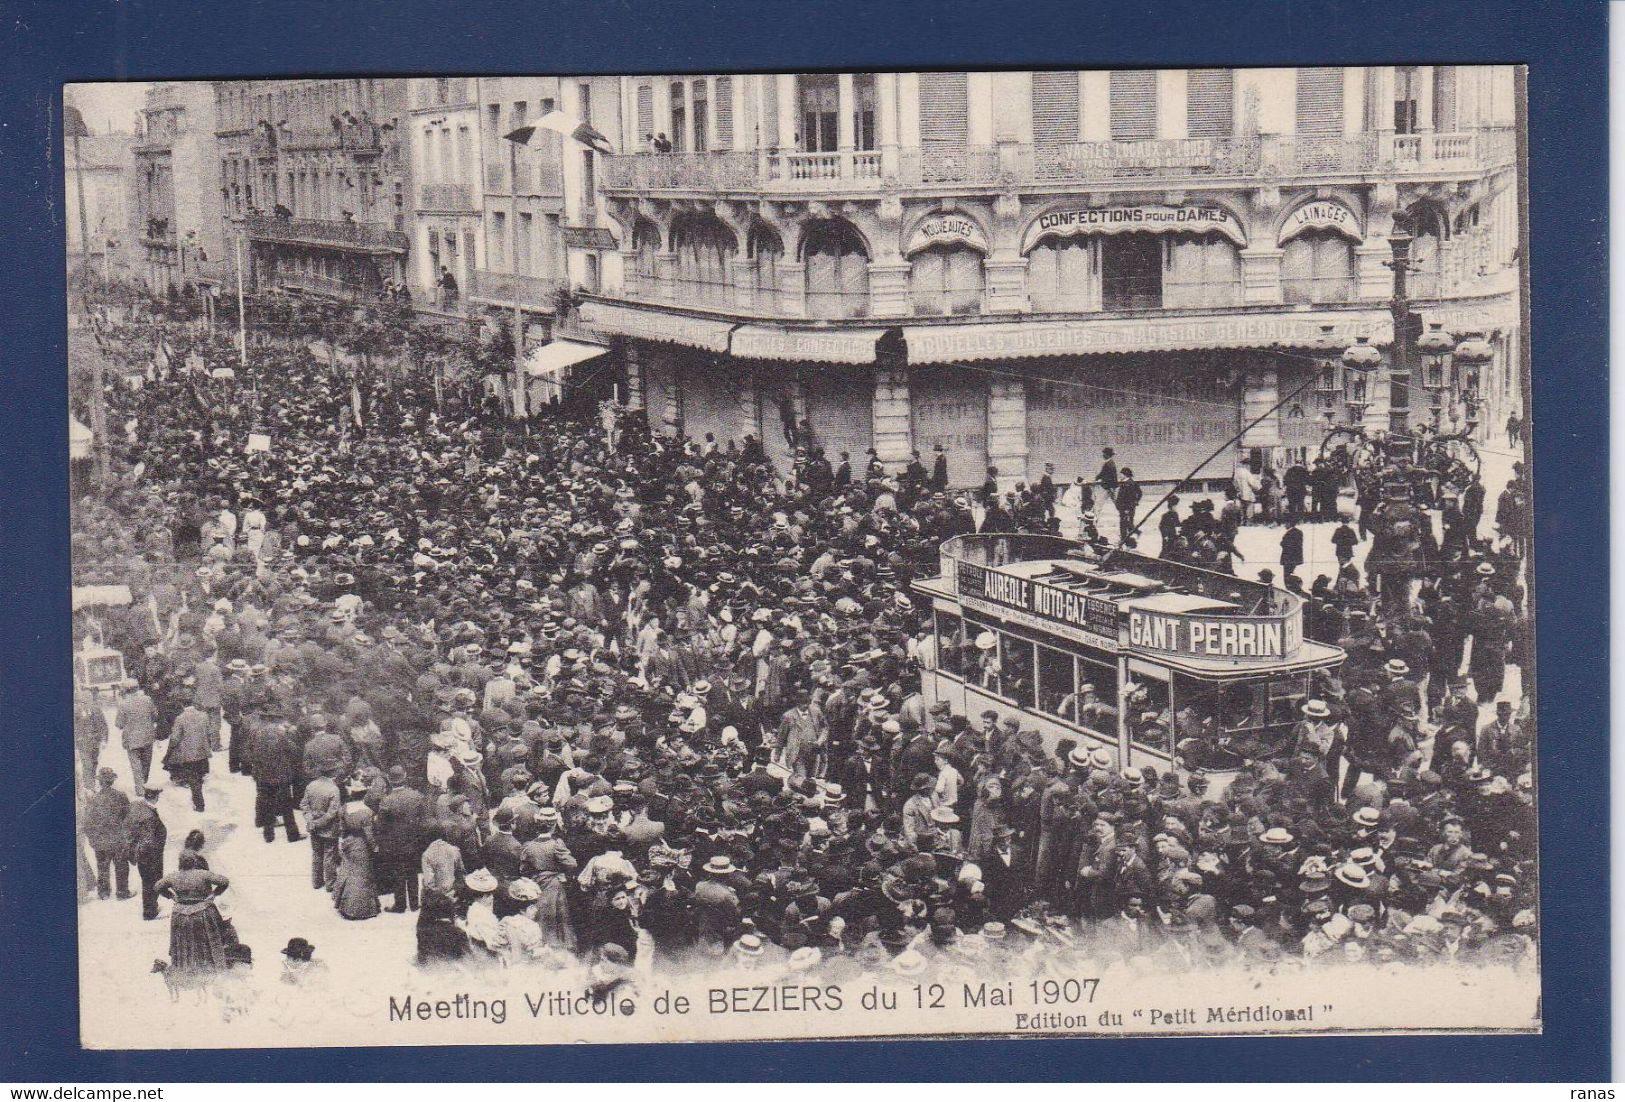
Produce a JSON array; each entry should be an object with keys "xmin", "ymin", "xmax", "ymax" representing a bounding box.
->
[{"xmin": 913, "ymin": 533, "xmax": 1346, "ymax": 780}]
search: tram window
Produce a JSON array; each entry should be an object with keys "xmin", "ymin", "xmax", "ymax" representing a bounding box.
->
[
  {"xmin": 1267, "ymin": 673, "xmax": 1312, "ymax": 728},
  {"xmin": 1170, "ymin": 674, "xmax": 1297, "ymax": 771},
  {"xmin": 1124, "ymin": 677, "xmax": 1172, "ymax": 755},
  {"xmin": 965, "ymin": 616, "xmax": 1001, "ymax": 692},
  {"xmin": 999, "ymin": 632, "xmax": 1037, "ymax": 710},
  {"xmin": 1036, "ymin": 643, "xmax": 1076, "ymax": 720},
  {"xmin": 936, "ymin": 610, "xmax": 965, "ymax": 677},
  {"xmin": 1077, "ymin": 653, "xmax": 1120, "ymax": 738}
]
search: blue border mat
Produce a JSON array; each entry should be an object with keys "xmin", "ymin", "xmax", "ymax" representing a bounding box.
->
[{"xmin": 0, "ymin": 0, "xmax": 1607, "ymax": 1081}]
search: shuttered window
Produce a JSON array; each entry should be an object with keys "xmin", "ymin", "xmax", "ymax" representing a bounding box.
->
[
  {"xmin": 636, "ymin": 83, "xmax": 653, "ymax": 144},
  {"xmin": 1432, "ymin": 66, "xmax": 1457, "ymax": 131},
  {"xmin": 1109, "ymin": 70, "xmax": 1158, "ymax": 139},
  {"xmin": 919, "ymin": 72, "xmax": 969, "ymax": 146},
  {"xmin": 715, "ymin": 76, "xmax": 734, "ymax": 148},
  {"xmin": 1185, "ymin": 69, "xmax": 1234, "ymax": 138},
  {"xmin": 1295, "ymin": 67, "xmax": 1344, "ymax": 135},
  {"xmin": 1031, "ymin": 71, "xmax": 1081, "ymax": 147}
]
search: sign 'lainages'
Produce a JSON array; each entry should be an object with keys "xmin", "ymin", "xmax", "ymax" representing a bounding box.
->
[{"xmin": 1279, "ymin": 199, "xmax": 1363, "ymax": 245}]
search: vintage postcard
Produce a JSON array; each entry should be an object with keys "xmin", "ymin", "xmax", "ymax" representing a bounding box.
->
[{"xmin": 66, "ymin": 65, "xmax": 1536, "ymax": 1048}]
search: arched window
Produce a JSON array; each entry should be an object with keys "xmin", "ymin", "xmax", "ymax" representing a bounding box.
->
[
  {"xmin": 909, "ymin": 242, "xmax": 985, "ymax": 315},
  {"xmin": 669, "ymin": 212, "xmax": 738, "ymax": 307},
  {"xmin": 1163, "ymin": 234, "xmax": 1243, "ymax": 308},
  {"xmin": 746, "ymin": 221, "xmax": 783, "ymax": 311},
  {"xmin": 801, "ymin": 219, "xmax": 869, "ymax": 319},
  {"xmin": 631, "ymin": 219, "xmax": 661, "ymax": 281},
  {"xmin": 1281, "ymin": 228, "xmax": 1356, "ymax": 304}
]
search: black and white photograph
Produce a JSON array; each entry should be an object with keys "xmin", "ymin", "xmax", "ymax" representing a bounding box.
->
[{"xmin": 64, "ymin": 65, "xmax": 1537, "ymax": 1047}]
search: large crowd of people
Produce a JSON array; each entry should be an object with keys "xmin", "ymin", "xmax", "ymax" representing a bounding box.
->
[{"xmin": 71, "ymin": 298, "xmax": 1537, "ymax": 995}]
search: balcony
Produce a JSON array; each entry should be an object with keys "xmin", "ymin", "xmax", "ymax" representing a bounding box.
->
[
  {"xmin": 244, "ymin": 212, "xmax": 409, "ymax": 253},
  {"xmin": 600, "ymin": 127, "xmax": 1517, "ymax": 196},
  {"xmin": 468, "ymin": 268, "xmax": 564, "ymax": 310},
  {"xmin": 279, "ymin": 123, "xmax": 384, "ymax": 154},
  {"xmin": 274, "ymin": 272, "xmax": 372, "ymax": 301},
  {"xmin": 419, "ymin": 183, "xmax": 475, "ymax": 210}
]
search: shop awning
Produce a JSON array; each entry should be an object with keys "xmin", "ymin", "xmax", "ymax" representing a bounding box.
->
[
  {"xmin": 69, "ymin": 416, "xmax": 92, "ymax": 460},
  {"xmin": 577, "ymin": 301, "xmax": 734, "ymax": 352},
  {"xmin": 525, "ymin": 339, "xmax": 609, "ymax": 377},
  {"xmin": 904, "ymin": 310, "xmax": 1393, "ymax": 364},
  {"xmin": 731, "ymin": 325, "xmax": 885, "ymax": 364}
]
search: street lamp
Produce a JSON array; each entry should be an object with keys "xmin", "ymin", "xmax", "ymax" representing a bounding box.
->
[
  {"xmin": 1417, "ymin": 320, "xmax": 1456, "ymax": 424},
  {"xmin": 1341, "ymin": 335, "xmax": 1381, "ymax": 422},
  {"xmin": 1451, "ymin": 330, "xmax": 1495, "ymax": 434},
  {"xmin": 1308, "ymin": 322, "xmax": 1344, "ymax": 422}
]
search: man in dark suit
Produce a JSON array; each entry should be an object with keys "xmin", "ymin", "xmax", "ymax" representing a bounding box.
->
[
  {"xmin": 85, "ymin": 768, "xmax": 132, "ymax": 900},
  {"xmin": 377, "ymin": 766, "xmax": 430, "ymax": 912},
  {"xmin": 124, "ymin": 787, "xmax": 167, "ymax": 920},
  {"xmin": 929, "ymin": 445, "xmax": 949, "ymax": 491},
  {"xmin": 250, "ymin": 716, "xmax": 304, "ymax": 843},
  {"xmin": 978, "ymin": 825, "xmax": 1024, "ymax": 920},
  {"xmin": 1280, "ymin": 520, "xmax": 1305, "ymax": 585}
]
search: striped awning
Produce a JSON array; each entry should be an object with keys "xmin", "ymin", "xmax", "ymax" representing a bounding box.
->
[
  {"xmin": 577, "ymin": 301, "xmax": 734, "ymax": 352},
  {"xmin": 904, "ymin": 310, "xmax": 1393, "ymax": 364},
  {"xmin": 731, "ymin": 325, "xmax": 885, "ymax": 364}
]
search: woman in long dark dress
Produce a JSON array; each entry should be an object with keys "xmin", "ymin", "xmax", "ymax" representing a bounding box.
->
[
  {"xmin": 332, "ymin": 802, "xmax": 381, "ymax": 920},
  {"xmin": 155, "ymin": 851, "xmax": 231, "ymax": 985}
]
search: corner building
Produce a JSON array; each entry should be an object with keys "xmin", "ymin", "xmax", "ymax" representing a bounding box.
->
[{"xmin": 585, "ymin": 68, "xmax": 1520, "ymax": 488}]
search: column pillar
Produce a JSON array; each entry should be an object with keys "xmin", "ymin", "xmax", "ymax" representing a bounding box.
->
[
  {"xmin": 653, "ymin": 252, "xmax": 678, "ymax": 301},
  {"xmin": 1241, "ymin": 360, "xmax": 1280, "ymax": 450},
  {"xmin": 837, "ymin": 72, "xmax": 856, "ymax": 153},
  {"xmin": 872, "ymin": 365, "xmax": 913, "ymax": 470},
  {"xmin": 877, "ymin": 73, "xmax": 900, "ymax": 176},
  {"xmin": 984, "ymin": 254, "xmax": 1029, "ymax": 313},
  {"xmin": 1239, "ymin": 247, "xmax": 1284, "ymax": 305},
  {"xmin": 1158, "ymin": 70, "xmax": 1188, "ymax": 139},
  {"xmin": 1081, "ymin": 71, "xmax": 1111, "ymax": 141},
  {"xmin": 867, "ymin": 258, "xmax": 912, "ymax": 318},
  {"xmin": 986, "ymin": 377, "xmax": 1029, "ymax": 492},
  {"xmin": 776, "ymin": 260, "xmax": 806, "ymax": 316},
  {"xmin": 1355, "ymin": 243, "xmax": 1394, "ymax": 300},
  {"xmin": 776, "ymin": 75, "xmax": 798, "ymax": 150},
  {"xmin": 726, "ymin": 255, "xmax": 756, "ymax": 311},
  {"xmin": 623, "ymin": 341, "xmax": 645, "ymax": 410},
  {"xmin": 1415, "ymin": 66, "xmax": 1435, "ymax": 135}
]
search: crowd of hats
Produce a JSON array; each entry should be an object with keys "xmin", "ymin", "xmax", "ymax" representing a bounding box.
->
[{"xmin": 68, "ymin": 316, "xmax": 1538, "ymax": 975}]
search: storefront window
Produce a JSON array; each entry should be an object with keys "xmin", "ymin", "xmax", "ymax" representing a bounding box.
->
[
  {"xmin": 802, "ymin": 219, "xmax": 870, "ymax": 319},
  {"xmin": 1163, "ymin": 234, "xmax": 1243, "ymax": 308},
  {"xmin": 1124, "ymin": 676, "xmax": 1171, "ymax": 755},
  {"xmin": 1281, "ymin": 229, "xmax": 1356, "ymax": 304},
  {"xmin": 1100, "ymin": 233, "xmax": 1162, "ymax": 310},
  {"xmin": 1025, "ymin": 235, "xmax": 1094, "ymax": 312},
  {"xmin": 936, "ymin": 610, "xmax": 965, "ymax": 678},
  {"xmin": 909, "ymin": 243, "xmax": 985, "ymax": 316},
  {"xmin": 999, "ymin": 632, "xmax": 1036, "ymax": 710},
  {"xmin": 670, "ymin": 212, "xmax": 737, "ymax": 308}
]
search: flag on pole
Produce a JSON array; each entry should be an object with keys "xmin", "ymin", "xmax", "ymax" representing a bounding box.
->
[{"xmin": 506, "ymin": 110, "xmax": 615, "ymax": 155}]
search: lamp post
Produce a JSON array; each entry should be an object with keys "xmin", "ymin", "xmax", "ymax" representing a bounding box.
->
[
  {"xmin": 502, "ymin": 129, "xmax": 528, "ymax": 423},
  {"xmin": 1384, "ymin": 220, "xmax": 1420, "ymax": 434},
  {"xmin": 66, "ymin": 104, "xmax": 109, "ymax": 488},
  {"xmin": 1450, "ymin": 330, "xmax": 1495, "ymax": 436},
  {"xmin": 1417, "ymin": 320, "xmax": 1456, "ymax": 426}
]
